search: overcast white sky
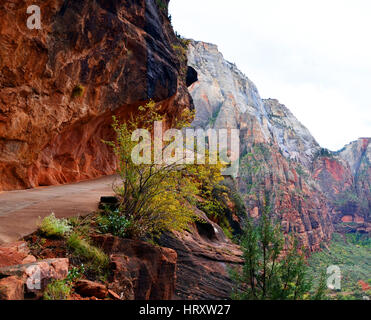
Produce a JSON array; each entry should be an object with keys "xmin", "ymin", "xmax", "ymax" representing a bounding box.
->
[{"xmin": 169, "ymin": 0, "xmax": 371, "ymax": 151}]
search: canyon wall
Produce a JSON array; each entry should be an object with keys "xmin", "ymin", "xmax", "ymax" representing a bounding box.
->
[
  {"xmin": 187, "ymin": 41, "xmax": 333, "ymax": 251},
  {"xmin": 188, "ymin": 40, "xmax": 371, "ymax": 241},
  {"xmin": 0, "ymin": 0, "xmax": 192, "ymax": 191},
  {"xmin": 313, "ymin": 139, "xmax": 371, "ymax": 233}
]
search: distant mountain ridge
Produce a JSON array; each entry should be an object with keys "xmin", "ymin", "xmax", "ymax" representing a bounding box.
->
[
  {"xmin": 187, "ymin": 41, "xmax": 321, "ymax": 168},
  {"xmin": 187, "ymin": 40, "xmax": 370, "ymax": 245},
  {"xmin": 315, "ymin": 138, "xmax": 371, "ymax": 233}
]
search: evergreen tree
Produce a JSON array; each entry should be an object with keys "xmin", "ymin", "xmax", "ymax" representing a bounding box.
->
[{"xmin": 230, "ymin": 200, "xmax": 327, "ymax": 300}]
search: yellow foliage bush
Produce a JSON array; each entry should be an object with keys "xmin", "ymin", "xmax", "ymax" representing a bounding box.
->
[{"xmin": 105, "ymin": 101, "xmax": 225, "ymax": 239}]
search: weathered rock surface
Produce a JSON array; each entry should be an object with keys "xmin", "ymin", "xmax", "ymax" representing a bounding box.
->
[
  {"xmin": 0, "ymin": 241, "xmax": 36, "ymax": 267},
  {"xmin": 263, "ymin": 99, "xmax": 321, "ymax": 167},
  {"xmin": 188, "ymin": 40, "xmax": 333, "ymax": 251},
  {"xmin": 0, "ymin": 0, "xmax": 191, "ymax": 191},
  {"xmin": 74, "ymin": 280, "xmax": 108, "ymax": 299},
  {"xmin": 0, "ymin": 258, "xmax": 68, "ymax": 295},
  {"xmin": 188, "ymin": 40, "xmax": 371, "ymax": 240},
  {"xmin": 314, "ymin": 139, "xmax": 371, "ymax": 233},
  {"xmin": 187, "ymin": 42, "xmax": 320, "ymax": 168},
  {"xmin": 313, "ymin": 155, "xmax": 354, "ymax": 222},
  {"xmin": 159, "ymin": 209, "xmax": 243, "ymax": 300},
  {"xmin": 339, "ymin": 139, "xmax": 371, "ymax": 231},
  {"xmin": 93, "ymin": 235, "xmax": 177, "ymax": 300},
  {"xmin": 0, "ymin": 242, "xmax": 69, "ymax": 300},
  {"xmin": 0, "ymin": 276, "xmax": 24, "ymax": 300}
]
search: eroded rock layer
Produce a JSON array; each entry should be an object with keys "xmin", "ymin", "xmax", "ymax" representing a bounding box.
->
[
  {"xmin": 188, "ymin": 40, "xmax": 371, "ymax": 242},
  {"xmin": 0, "ymin": 0, "xmax": 191, "ymax": 190},
  {"xmin": 314, "ymin": 139, "xmax": 371, "ymax": 233},
  {"xmin": 159, "ymin": 209, "xmax": 243, "ymax": 300},
  {"xmin": 188, "ymin": 40, "xmax": 334, "ymax": 251}
]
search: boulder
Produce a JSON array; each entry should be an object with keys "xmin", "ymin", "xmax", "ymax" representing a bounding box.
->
[
  {"xmin": 159, "ymin": 210, "xmax": 243, "ymax": 300},
  {"xmin": 0, "ymin": 241, "xmax": 36, "ymax": 268},
  {"xmin": 108, "ymin": 289, "xmax": 121, "ymax": 300},
  {"xmin": 74, "ymin": 280, "xmax": 108, "ymax": 299},
  {"xmin": 0, "ymin": 276, "xmax": 24, "ymax": 300},
  {"xmin": 0, "ymin": 258, "xmax": 68, "ymax": 294},
  {"xmin": 108, "ymin": 255, "xmax": 135, "ymax": 301},
  {"xmin": 92, "ymin": 235, "xmax": 177, "ymax": 300}
]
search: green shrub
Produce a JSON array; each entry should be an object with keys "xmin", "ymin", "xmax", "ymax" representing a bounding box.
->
[
  {"xmin": 308, "ymin": 232, "xmax": 371, "ymax": 300},
  {"xmin": 172, "ymin": 44, "xmax": 187, "ymax": 62},
  {"xmin": 198, "ymin": 199, "xmax": 225, "ymax": 220},
  {"xmin": 104, "ymin": 102, "xmax": 221, "ymax": 240},
  {"xmin": 66, "ymin": 265, "xmax": 85, "ymax": 283},
  {"xmin": 334, "ymin": 190, "xmax": 359, "ymax": 208},
  {"xmin": 314, "ymin": 148, "xmax": 334, "ymax": 159},
  {"xmin": 43, "ymin": 280, "xmax": 71, "ymax": 300},
  {"xmin": 230, "ymin": 199, "xmax": 327, "ymax": 300},
  {"xmin": 346, "ymin": 233, "xmax": 371, "ymax": 247},
  {"xmin": 156, "ymin": 0, "xmax": 167, "ymax": 11},
  {"xmin": 296, "ymin": 164, "xmax": 309, "ymax": 179},
  {"xmin": 97, "ymin": 210, "xmax": 131, "ymax": 238},
  {"xmin": 38, "ymin": 213, "xmax": 72, "ymax": 238},
  {"xmin": 67, "ymin": 233, "xmax": 109, "ymax": 273},
  {"xmin": 209, "ymin": 107, "xmax": 221, "ymax": 127},
  {"xmin": 67, "ymin": 215, "xmax": 94, "ymax": 238}
]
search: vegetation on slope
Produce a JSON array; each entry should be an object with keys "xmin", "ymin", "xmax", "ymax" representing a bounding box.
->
[
  {"xmin": 103, "ymin": 101, "xmax": 229, "ymax": 241},
  {"xmin": 308, "ymin": 233, "xmax": 371, "ymax": 300},
  {"xmin": 230, "ymin": 200, "xmax": 327, "ymax": 300},
  {"xmin": 29, "ymin": 213, "xmax": 107, "ymax": 300}
]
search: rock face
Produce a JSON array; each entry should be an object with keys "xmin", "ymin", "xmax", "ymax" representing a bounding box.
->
[
  {"xmin": 314, "ymin": 139, "xmax": 371, "ymax": 233},
  {"xmin": 0, "ymin": 0, "xmax": 191, "ymax": 191},
  {"xmin": 0, "ymin": 241, "xmax": 69, "ymax": 300},
  {"xmin": 188, "ymin": 40, "xmax": 371, "ymax": 241},
  {"xmin": 74, "ymin": 280, "xmax": 108, "ymax": 299},
  {"xmin": 160, "ymin": 209, "xmax": 243, "ymax": 300},
  {"xmin": 93, "ymin": 235, "xmax": 177, "ymax": 300},
  {"xmin": 0, "ymin": 241, "xmax": 36, "ymax": 267},
  {"xmin": 313, "ymin": 154, "xmax": 354, "ymax": 223},
  {"xmin": 263, "ymin": 99, "xmax": 321, "ymax": 168},
  {"xmin": 339, "ymin": 139, "xmax": 371, "ymax": 229},
  {"xmin": 188, "ymin": 40, "xmax": 333, "ymax": 251},
  {"xmin": 0, "ymin": 276, "xmax": 24, "ymax": 300},
  {"xmin": 187, "ymin": 42, "xmax": 321, "ymax": 168},
  {"xmin": 0, "ymin": 252, "xmax": 68, "ymax": 300},
  {"xmin": 0, "ymin": 258, "xmax": 69, "ymax": 294}
]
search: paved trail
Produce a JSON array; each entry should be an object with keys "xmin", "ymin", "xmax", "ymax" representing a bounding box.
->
[{"xmin": 0, "ymin": 175, "xmax": 118, "ymax": 244}]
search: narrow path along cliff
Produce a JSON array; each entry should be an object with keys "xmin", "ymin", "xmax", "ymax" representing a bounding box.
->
[{"xmin": 0, "ymin": 175, "xmax": 117, "ymax": 244}]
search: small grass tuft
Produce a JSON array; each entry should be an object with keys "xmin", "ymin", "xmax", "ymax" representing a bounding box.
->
[
  {"xmin": 38, "ymin": 213, "xmax": 72, "ymax": 238},
  {"xmin": 67, "ymin": 233, "xmax": 109, "ymax": 274},
  {"xmin": 43, "ymin": 280, "xmax": 71, "ymax": 300}
]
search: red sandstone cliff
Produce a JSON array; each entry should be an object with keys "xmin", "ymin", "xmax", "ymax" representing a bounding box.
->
[
  {"xmin": 313, "ymin": 141, "xmax": 371, "ymax": 234},
  {"xmin": 0, "ymin": 0, "xmax": 192, "ymax": 191}
]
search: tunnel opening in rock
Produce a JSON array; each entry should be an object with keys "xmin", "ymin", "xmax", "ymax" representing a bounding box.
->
[{"xmin": 195, "ymin": 220, "xmax": 217, "ymax": 241}]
